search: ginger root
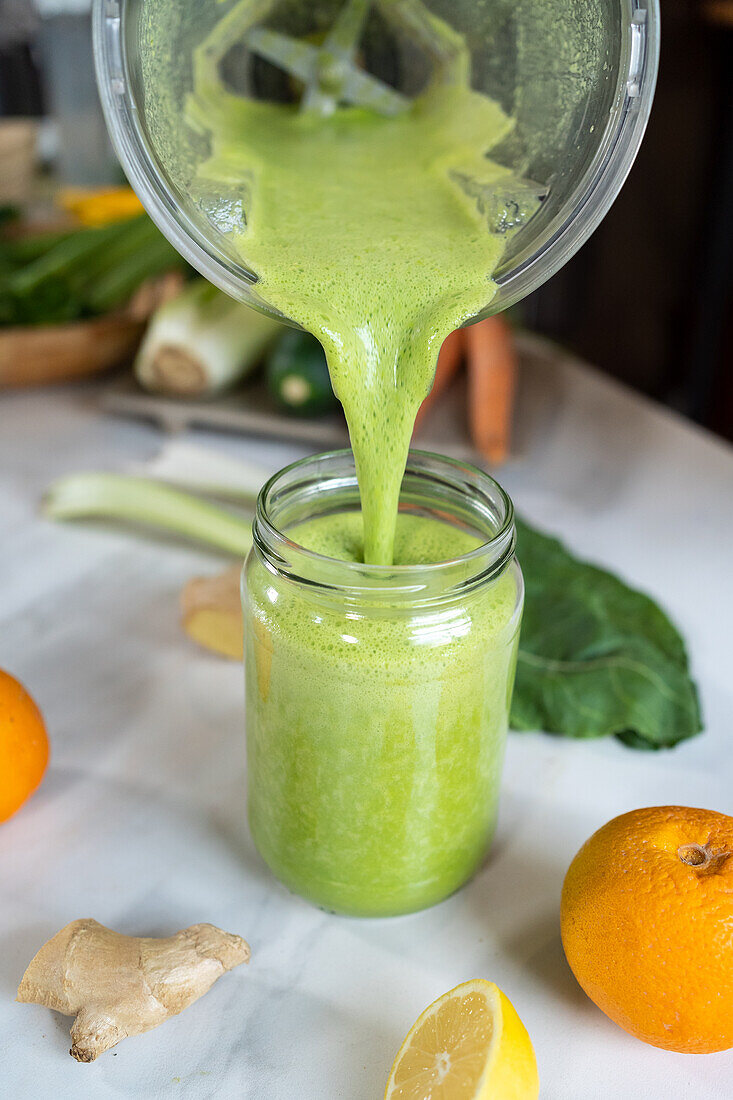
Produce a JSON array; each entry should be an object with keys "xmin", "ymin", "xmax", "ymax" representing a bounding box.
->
[
  {"xmin": 17, "ymin": 918, "xmax": 250, "ymax": 1062},
  {"xmin": 181, "ymin": 565, "xmax": 243, "ymax": 660}
]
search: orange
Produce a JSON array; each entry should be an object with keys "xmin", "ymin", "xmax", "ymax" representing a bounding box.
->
[
  {"xmin": 0, "ymin": 670, "xmax": 50, "ymax": 822},
  {"xmin": 561, "ymin": 805, "xmax": 733, "ymax": 1054}
]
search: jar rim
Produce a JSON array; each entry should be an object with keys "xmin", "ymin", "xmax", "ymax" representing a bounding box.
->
[{"xmin": 252, "ymin": 449, "xmax": 516, "ymax": 603}]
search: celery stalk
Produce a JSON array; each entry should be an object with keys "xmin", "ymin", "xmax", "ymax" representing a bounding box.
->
[{"xmin": 44, "ymin": 474, "xmax": 253, "ymax": 556}]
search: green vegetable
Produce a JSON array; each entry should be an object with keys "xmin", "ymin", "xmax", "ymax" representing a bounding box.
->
[
  {"xmin": 0, "ymin": 228, "xmax": 75, "ymax": 266},
  {"xmin": 43, "ymin": 469, "xmax": 702, "ymax": 751},
  {"xmin": 83, "ymin": 216, "xmax": 184, "ymax": 314},
  {"xmin": 135, "ymin": 279, "xmax": 282, "ymax": 396},
  {"xmin": 44, "ymin": 474, "xmax": 253, "ymax": 556},
  {"xmin": 0, "ymin": 214, "xmax": 187, "ymax": 327},
  {"xmin": 0, "ymin": 205, "xmax": 19, "ymax": 230},
  {"xmin": 266, "ymin": 329, "xmax": 337, "ymax": 416},
  {"xmin": 512, "ymin": 519, "xmax": 702, "ymax": 750}
]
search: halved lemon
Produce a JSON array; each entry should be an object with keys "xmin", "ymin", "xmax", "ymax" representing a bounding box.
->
[{"xmin": 384, "ymin": 979, "xmax": 539, "ymax": 1100}]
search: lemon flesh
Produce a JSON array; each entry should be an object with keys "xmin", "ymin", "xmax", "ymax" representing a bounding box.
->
[{"xmin": 385, "ymin": 979, "xmax": 539, "ymax": 1100}]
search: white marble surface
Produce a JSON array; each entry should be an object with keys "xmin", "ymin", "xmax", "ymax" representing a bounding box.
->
[{"xmin": 1, "ymin": 348, "xmax": 733, "ymax": 1099}]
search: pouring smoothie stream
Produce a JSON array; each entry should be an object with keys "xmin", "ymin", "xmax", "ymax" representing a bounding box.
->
[{"xmin": 188, "ymin": 0, "xmax": 536, "ymax": 565}]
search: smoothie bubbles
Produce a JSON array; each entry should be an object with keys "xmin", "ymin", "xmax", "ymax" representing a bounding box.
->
[{"xmin": 94, "ymin": 0, "xmax": 659, "ymax": 913}]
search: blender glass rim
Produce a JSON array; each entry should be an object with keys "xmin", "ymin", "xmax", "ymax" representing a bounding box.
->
[{"xmin": 92, "ymin": 0, "xmax": 660, "ymax": 320}]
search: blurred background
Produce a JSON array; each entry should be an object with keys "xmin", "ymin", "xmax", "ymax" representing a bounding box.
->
[{"xmin": 1, "ymin": 0, "xmax": 732, "ymax": 441}]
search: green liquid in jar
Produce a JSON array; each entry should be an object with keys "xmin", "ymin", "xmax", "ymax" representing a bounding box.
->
[{"xmin": 245, "ymin": 511, "xmax": 520, "ymax": 916}]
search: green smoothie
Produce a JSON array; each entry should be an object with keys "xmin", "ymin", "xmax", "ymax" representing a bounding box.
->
[
  {"xmin": 189, "ymin": 6, "xmax": 530, "ymax": 563},
  {"xmin": 245, "ymin": 507, "xmax": 521, "ymax": 915}
]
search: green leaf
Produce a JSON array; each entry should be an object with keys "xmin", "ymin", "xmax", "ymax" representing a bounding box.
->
[
  {"xmin": 0, "ymin": 215, "xmax": 188, "ymax": 327},
  {"xmin": 511, "ymin": 519, "xmax": 703, "ymax": 750}
]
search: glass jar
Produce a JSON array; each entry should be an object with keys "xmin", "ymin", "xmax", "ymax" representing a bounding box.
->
[{"xmin": 242, "ymin": 450, "xmax": 523, "ymax": 917}]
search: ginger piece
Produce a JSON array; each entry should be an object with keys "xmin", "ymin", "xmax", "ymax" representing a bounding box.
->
[
  {"xmin": 181, "ymin": 564, "xmax": 243, "ymax": 660},
  {"xmin": 17, "ymin": 918, "xmax": 250, "ymax": 1062}
]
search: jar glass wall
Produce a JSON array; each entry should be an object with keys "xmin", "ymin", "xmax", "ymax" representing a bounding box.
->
[{"xmin": 242, "ymin": 450, "xmax": 523, "ymax": 916}]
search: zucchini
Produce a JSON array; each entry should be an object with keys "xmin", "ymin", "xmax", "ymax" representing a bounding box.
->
[{"xmin": 265, "ymin": 329, "xmax": 337, "ymax": 416}]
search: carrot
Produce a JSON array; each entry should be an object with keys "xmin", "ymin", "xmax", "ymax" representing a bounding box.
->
[
  {"xmin": 465, "ymin": 315, "xmax": 516, "ymax": 465},
  {"xmin": 413, "ymin": 327, "xmax": 466, "ymax": 432}
]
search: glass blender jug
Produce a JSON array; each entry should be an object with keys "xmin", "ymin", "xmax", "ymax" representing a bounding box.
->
[{"xmin": 93, "ymin": 0, "xmax": 659, "ymax": 323}]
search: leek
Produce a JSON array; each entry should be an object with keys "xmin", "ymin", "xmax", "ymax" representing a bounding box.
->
[{"xmin": 134, "ymin": 279, "xmax": 282, "ymax": 397}]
